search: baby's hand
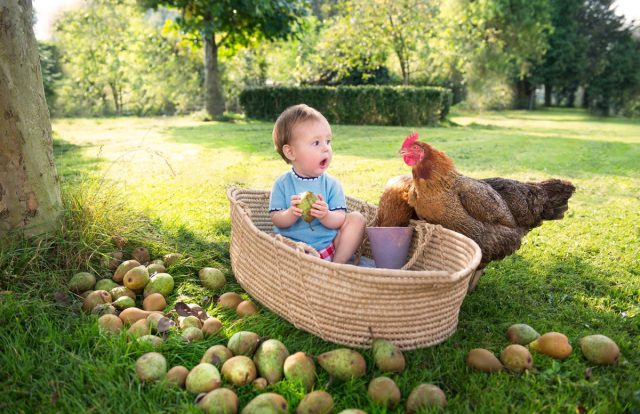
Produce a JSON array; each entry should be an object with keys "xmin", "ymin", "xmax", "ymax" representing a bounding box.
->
[
  {"xmin": 289, "ymin": 195, "xmax": 302, "ymax": 217},
  {"xmin": 311, "ymin": 194, "xmax": 329, "ymax": 219}
]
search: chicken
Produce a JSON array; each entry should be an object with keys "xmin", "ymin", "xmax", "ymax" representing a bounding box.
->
[{"xmin": 377, "ymin": 133, "xmax": 576, "ymax": 290}]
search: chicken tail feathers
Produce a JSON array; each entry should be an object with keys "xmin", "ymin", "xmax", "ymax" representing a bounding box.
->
[{"xmin": 540, "ymin": 179, "xmax": 576, "ymax": 220}]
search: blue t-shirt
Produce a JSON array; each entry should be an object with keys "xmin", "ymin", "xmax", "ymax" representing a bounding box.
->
[{"xmin": 269, "ymin": 168, "xmax": 347, "ymax": 250}]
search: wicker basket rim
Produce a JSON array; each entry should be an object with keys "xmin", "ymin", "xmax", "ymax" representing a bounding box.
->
[{"xmin": 227, "ymin": 186, "xmax": 482, "ymax": 283}]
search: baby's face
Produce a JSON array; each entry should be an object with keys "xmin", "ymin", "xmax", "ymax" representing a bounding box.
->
[{"xmin": 288, "ymin": 119, "xmax": 333, "ymax": 177}]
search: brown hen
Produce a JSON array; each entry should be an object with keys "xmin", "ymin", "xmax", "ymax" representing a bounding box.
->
[{"xmin": 377, "ymin": 133, "xmax": 575, "ymax": 290}]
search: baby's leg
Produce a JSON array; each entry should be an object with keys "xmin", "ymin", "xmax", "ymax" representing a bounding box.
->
[{"xmin": 332, "ymin": 212, "xmax": 366, "ymax": 264}]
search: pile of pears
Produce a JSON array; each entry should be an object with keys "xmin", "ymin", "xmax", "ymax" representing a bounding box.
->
[
  {"xmin": 134, "ymin": 332, "xmax": 447, "ymax": 414},
  {"xmin": 465, "ymin": 323, "xmax": 621, "ymax": 374}
]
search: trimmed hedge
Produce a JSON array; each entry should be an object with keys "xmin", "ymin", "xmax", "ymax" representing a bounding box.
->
[{"xmin": 239, "ymin": 85, "xmax": 452, "ymax": 126}]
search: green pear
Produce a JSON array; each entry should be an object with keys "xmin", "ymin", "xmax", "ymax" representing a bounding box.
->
[
  {"xmin": 110, "ymin": 286, "xmax": 136, "ymax": 300},
  {"xmin": 199, "ymin": 267, "xmax": 226, "ymax": 290},
  {"xmin": 162, "ymin": 253, "xmax": 183, "ymax": 266},
  {"xmin": 91, "ymin": 304, "xmax": 117, "ymax": 316},
  {"xmin": 112, "ymin": 295, "xmax": 136, "ymax": 310},
  {"xmin": 506, "ymin": 324, "xmax": 540, "ymax": 345},
  {"xmin": 284, "ymin": 352, "xmax": 316, "ymax": 391},
  {"xmin": 113, "ymin": 260, "xmax": 141, "ymax": 283},
  {"xmin": 317, "ymin": 349, "xmax": 366, "ymax": 381},
  {"xmin": 579, "ymin": 335, "xmax": 620, "ymax": 365},
  {"xmin": 198, "ymin": 388, "xmax": 239, "ymax": 414},
  {"xmin": 500, "ymin": 344, "xmax": 533, "ymax": 372},
  {"xmin": 227, "ymin": 331, "xmax": 260, "ymax": 356},
  {"xmin": 368, "ymin": 377, "xmax": 401, "ymax": 408},
  {"xmin": 128, "ymin": 318, "xmax": 150, "ymax": 338},
  {"xmin": 166, "ymin": 366, "xmax": 189, "ymax": 388},
  {"xmin": 131, "ymin": 246, "xmax": 150, "ymax": 265},
  {"xmin": 138, "ymin": 335, "xmax": 164, "ymax": 348},
  {"xmin": 253, "ymin": 339, "xmax": 290, "ymax": 385},
  {"xmin": 466, "ymin": 348, "xmax": 504, "ymax": 372},
  {"xmin": 186, "ymin": 363, "xmax": 222, "ymax": 394},
  {"xmin": 241, "ymin": 393, "xmax": 288, "ymax": 414},
  {"xmin": 299, "ymin": 192, "xmax": 318, "ymax": 230},
  {"xmin": 406, "ymin": 384, "xmax": 447, "ymax": 412},
  {"xmin": 82, "ymin": 290, "xmax": 111, "ymax": 313},
  {"xmin": 221, "ymin": 356, "xmax": 257, "ymax": 386},
  {"xmin": 295, "ymin": 390, "xmax": 334, "ymax": 414},
  {"xmin": 146, "ymin": 263, "xmax": 166, "ymax": 274},
  {"xmin": 135, "ymin": 352, "xmax": 166, "ymax": 382},
  {"xmin": 69, "ymin": 272, "xmax": 96, "ymax": 292},
  {"xmin": 95, "ymin": 279, "xmax": 119, "ymax": 292},
  {"xmin": 182, "ymin": 327, "xmax": 204, "ymax": 342},
  {"xmin": 143, "ymin": 273, "xmax": 174, "ymax": 298},
  {"xmin": 201, "ymin": 345, "xmax": 234, "ymax": 368},
  {"xmin": 252, "ymin": 377, "xmax": 268, "ymax": 389},
  {"xmin": 180, "ymin": 315, "xmax": 203, "ymax": 329},
  {"xmin": 372, "ymin": 339, "xmax": 405, "ymax": 373}
]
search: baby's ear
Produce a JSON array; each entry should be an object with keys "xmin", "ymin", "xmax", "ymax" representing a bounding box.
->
[{"xmin": 283, "ymin": 144, "xmax": 295, "ymax": 162}]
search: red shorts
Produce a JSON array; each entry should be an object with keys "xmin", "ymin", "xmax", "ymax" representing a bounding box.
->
[{"xmin": 317, "ymin": 242, "xmax": 335, "ymax": 261}]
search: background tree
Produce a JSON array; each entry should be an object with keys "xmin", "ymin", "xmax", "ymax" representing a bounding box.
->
[
  {"xmin": 0, "ymin": 0, "xmax": 63, "ymax": 237},
  {"xmin": 138, "ymin": 0, "xmax": 307, "ymax": 118}
]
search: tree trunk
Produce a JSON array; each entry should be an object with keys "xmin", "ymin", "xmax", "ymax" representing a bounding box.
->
[
  {"xmin": 513, "ymin": 78, "xmax": 535, "ymax": 110},
  {"xmin": 544, "ymin": 84, "xmax": 552, "ymax": 107},
  {"xmin": 203, "ymin": 33, "xmax": 225, "ymax": 118},
  {"xmin": 0, "ymin": 0, "xmax": 63, "ymax": 237}
]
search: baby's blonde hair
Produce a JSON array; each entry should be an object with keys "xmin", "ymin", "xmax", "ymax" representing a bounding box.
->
[{"xmin": 273, "ymin": 104, "xmax": 327, "ymax": 164}]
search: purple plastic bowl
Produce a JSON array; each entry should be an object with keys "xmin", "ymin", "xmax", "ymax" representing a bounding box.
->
[{"xmin": 366, "ymin": 226, "xmax": 414, "ymax": 269}]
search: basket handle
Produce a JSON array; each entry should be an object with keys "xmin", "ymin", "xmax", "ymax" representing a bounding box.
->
[{"xmin": 400, "ymin": 220, "xmax": 436, "ymax": 271}]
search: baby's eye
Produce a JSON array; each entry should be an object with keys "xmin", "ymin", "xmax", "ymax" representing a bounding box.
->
[
  {"xmin": 313, "ymin": 140, "xmax": 320, "ymax": 146},
  {"xmin": 327, "ymin": 139, "xmax": 331, "ymax": 145}
]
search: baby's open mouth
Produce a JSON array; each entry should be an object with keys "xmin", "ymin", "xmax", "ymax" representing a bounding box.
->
[{"xmin": 320, "ymin": 158, "xmax": 328, "ymax": 168}]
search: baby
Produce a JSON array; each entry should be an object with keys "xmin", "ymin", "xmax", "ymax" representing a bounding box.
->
[{"xmin": 269, "ymin": 104, "xmax": 366, "ymax": 263}]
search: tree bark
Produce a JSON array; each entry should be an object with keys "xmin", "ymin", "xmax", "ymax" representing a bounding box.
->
[
  {"xmin": 0, "ymin": 0, "xmax": 63, "ymax": 237},
  {"xmin": 203, "ymin": 33, "xmax": 225, "ymax": 118},
  {"xmin": 513, "ymin": 78, "xmax": 535, "ymax": 110}
]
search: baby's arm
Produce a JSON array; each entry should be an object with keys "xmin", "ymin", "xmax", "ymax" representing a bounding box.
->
[{"xmin": 271, "ymin": 194, "xmax": 302, "ymax": 228}]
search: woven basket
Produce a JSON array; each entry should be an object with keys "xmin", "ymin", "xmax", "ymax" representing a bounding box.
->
[{"xmin": 227, "ymin": 187, "xmax": 482, "ymax": 350}]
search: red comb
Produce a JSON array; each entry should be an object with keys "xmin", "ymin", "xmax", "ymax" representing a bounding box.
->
[{"xmin": 402, "ymin": 132, "xmax": 419, "ymax": 149}]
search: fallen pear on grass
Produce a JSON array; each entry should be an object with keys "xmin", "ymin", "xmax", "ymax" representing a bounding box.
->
[
  {"xmin": 69, "ymin": 272, "xmax": 96, "ymax": 292},
  {"xmin": 91, "ymin": 304, "xmax": 117, "ymax": 316},
  {"xmin": 201, "ymin": 345, "xmax": 234, "ymax": 368},
  {"xmin": 162, "ymin": 253, "xmax": 183, "ymax": 266},
  {"xmin": 186, "ymin": 363, "xmax": 221, "ymax": 394},
  {"xmin": 580, "ymin": 335, "xmax": 620, "ymax": 365},
  {"xmin": 102, "ymin": 251, "xmax": 123, "ymax": 271},
  {"xmin": 506, "ymin": 323, "xmax": 540, "ymax": 345},
  {"xmin": 95, "ymin": 279, "xmax": 119, "ymax": 292},
  {"xmin": 143, "ymin": 293, "xmax": 167, "ymax": 311},
  {"xmin": 406, "ymin": 384, "xmax": 447, "ymax": 412},
  {"xmin": 202, "ymin": 318, "xmax": 223, "ymax": 337},
  {"xmin": 284, "ymin": 352, "xmax": 316, "ymax": 391},
  {"xmin": 113, "ymin": 260, "xmax": 140, "ymax": 283},
  {"xmin": 119, "ymin": 307, "xmax": 162, "ymax": 325},
  {"xmin": 131, "ymin": 246, "xmax": 150, "ymax": 265},
  {"xmin": 82, "ymin": 290, "xmax": 111, "ymax": 313},
  {"xmin": 237, "ymin": 300, "xmax": 258, "ymax": 317},
  {"xmin": 112, "ymin": 296, "xmax": 136, "ymax": 310},
  {"xmin": 135, "ymin": 352, "xmax": 166, "ymax": 382},
  {"xmin": 368, "ymin": 377, "xmax": 401, "ymax": 408},
  {"xmin": 179, "ymin": 315, "xmax": 202, "ymax": 329},
  {"xmin": 123, "ymin": 265, "xmax": 150, "ymax": 292},
  {"xmin": 146, "ymin": 263, "xmax": 166, "ymax": 274},
  {"xmin": 252, "ymin": 377, "xmax": 268, "ymax": 389},
  {"xmin": 241, "ymin": 393, "xmax": 288, "ymax": 414},
  {"xmin": 529, "ymin": 332, "xmax": 572, "ymax": 360},
  {"xmin": 197, "ymin": 388, "xmax": 239, "ymax": 414},
  {"xmin": 295, "ymin": 390, "xmax": 334, "ymax": 414},
  {"xmin": 253, "ymin": 339, "xmax": 289, "ymax": 384},
  {"xmin": 166, "ymin": 366, "xmax": 189, "ymax": 388},
  {"xmin": 317, "ymin": 348, "xmax": 366, "ymax": 381},
  {"xmin": 466, "ymin": 348, "xmax": 504, "ymax": 372},
  {"xmin": 500, "ymin": 344, "xmax": 533, "ymax": 372},
  {"xmin": 143, "ymin": 273, "xmax": 174, "ymax": 298},
  {"xmin": 221, "ymin": 356, "xmax": 257, "ymax": 386},
  {"xmin": 138, "ymin": 335, "xmax": 163, "ymax": 348},
  {"xmin": 110, "ymin": 286, "xmax": 135, "ymax": 300},
  {"xmin": 218, "ymin": 292, "xmax": 243, "ymax": 310},
  {"xmin": 228, "ymin": 331, "xmax": 260, "ymax": 356},
  {"xmin": 128, "ymin": 318, "xmax": 150, "ymax": 338},
  {"xmin": 182, "ymin": 327, "xmax": 204, "ymax": 342},
  {"xmin": 98, "ymin": 314, "xmax": 123, "ymax": 333},
  {"xmin": 199, "ymin": 267, "xmax": 226, "ymax": 290},
  {"xmin": 372, "ymin": 339, "xmax": 405, "ymax": 373}
]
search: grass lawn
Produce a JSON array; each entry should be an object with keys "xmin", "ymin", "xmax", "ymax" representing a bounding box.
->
[{"xmin": 1, "ymin": 108, "xmax": 639, "ymax": 413}]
